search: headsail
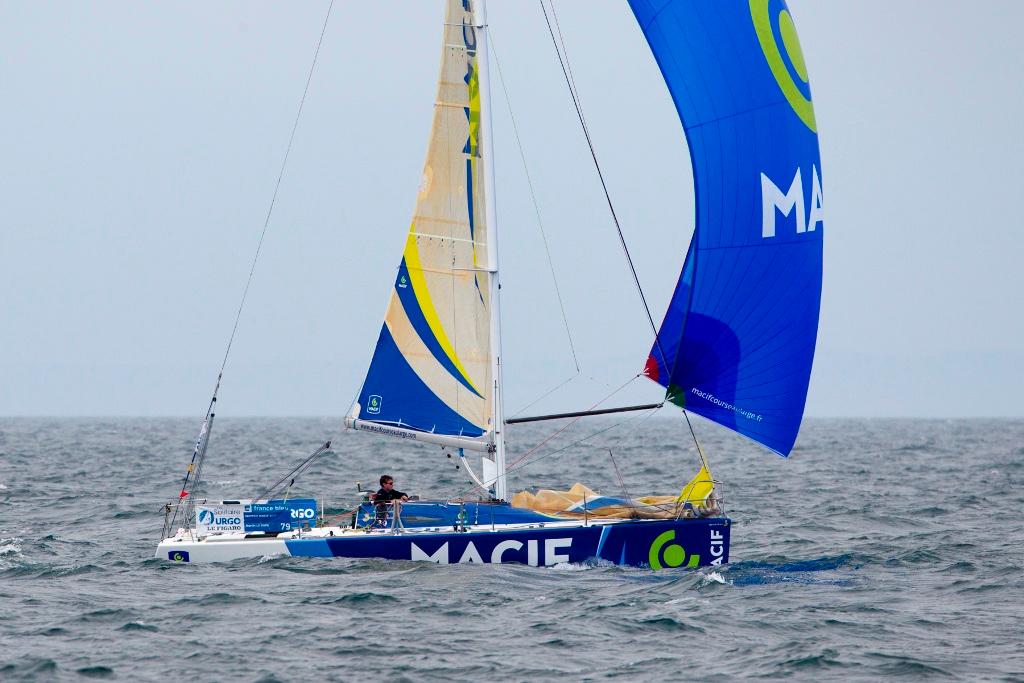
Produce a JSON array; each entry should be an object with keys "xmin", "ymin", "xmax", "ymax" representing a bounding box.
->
[
  {"xmin": 347, "ymin": 0, "xmax": 494, "ymax": 449},
  {"xmin": 630, "ymin": 0, "xmax": 824, "ymax": 456}
]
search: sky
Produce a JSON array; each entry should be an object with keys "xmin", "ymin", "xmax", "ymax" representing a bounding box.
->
[{"xmin": 1, "ymin": 1, "xmax": 1021, "ymax": 418}]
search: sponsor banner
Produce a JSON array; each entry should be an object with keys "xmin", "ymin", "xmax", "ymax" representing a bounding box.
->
[
  {"xmin": 291, "ymin": 517, "xmax": 731, "ymax": 569},
  {"xmin": 195, "ymin": 503, "xmax": 245, "ymax": 536},
  {"xmin": 243, "ymin": 498, "xmax": 318, "ymax": 533}
]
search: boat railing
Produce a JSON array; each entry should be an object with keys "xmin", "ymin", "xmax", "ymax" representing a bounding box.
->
[
  {"xmin": 366, "ymin": 500, "xmax": 406, "ymax": 533},
  {"xmin": 603, "ymin": 479, "xmax": 724, "ymax": 521},
  {"xmin": 160, "ymin": 490, "xmax": 728, "ymax": 540},
  {"xmin": 691, "ymin": 481, "xmax": 726, "ymax": 519},
  {"xmin": 390, "ymin": 501, "xmax": 406, "ymax": 533},
  {"xmin": 161, "ymin": 500, "xmax": 185, "ymax": 540}
]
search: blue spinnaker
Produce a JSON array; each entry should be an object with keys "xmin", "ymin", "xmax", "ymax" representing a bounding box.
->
[{"xmin": 630, "ymin": 0, "xmax": 824, "ymax": 456}]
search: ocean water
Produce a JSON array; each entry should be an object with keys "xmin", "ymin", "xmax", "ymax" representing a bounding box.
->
[{"xmin": 0, "ymin": 416, "xmax": 1021, "ymax": 681}]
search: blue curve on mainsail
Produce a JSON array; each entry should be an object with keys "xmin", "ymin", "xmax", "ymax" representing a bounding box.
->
[
  {"xmin": 630, "ymin": 0, "xmax": 824, "ymax": 456},
  {"xmin": 357, "ymin": 325, "xmax": 486, "ymax": 438}
]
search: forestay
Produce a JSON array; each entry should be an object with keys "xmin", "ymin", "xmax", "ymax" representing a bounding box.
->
[
  {"xmin": 348, "ymin": 0, "xmax": 493, "ymax": 447},
  {"xmin": 631, "ymin": 0, "xmax": 824, "ymax": 456}
]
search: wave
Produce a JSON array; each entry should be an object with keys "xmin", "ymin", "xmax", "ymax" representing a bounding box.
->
[
  {"xmin": 776, "ymin": 648, "xmax": 847, "ymax": 672},
  {"xmin": 76, "ymin": 665, "xmax": 115, "ymax": 679},
  {"xmin": 174, "ymin": 592, "xmax": 269, "ymax": 607},
  {"xmin": 0, "ymin": 537, "xmax": 23, "ymax": 554},
  {"xmin": 701, "ymin": 570, "xmax": 727, "ymax": 585},
  {"xmin": 269, "ymin": 562, "xmax": 359, "ymax": 576},
  {"xmin": 889, "ymin": 441, "xmax": 937, "ymax": 453},
  {"xmin": 736, "ymin": 553, "xmax": 859, "ymax": 573},
  {"xmin": 118, "ymin": 621, "xmax": 158, "ymax": 632},
  {"xmin": 77, "ymin": 608, "xmax": 137, "ymax": 623},
  {"xmin": 549, "ymin": 561, "xmax": 591, "ymax": 572},
  {"xmin": 864, "ymin": 652, "xmax": 954, "ymax": 677},
  {"xmin": 112, "ymin": 510, "xmax": 152, "ymax": 520},
  {"xmin": 0, "ymin": 658, "xmax": 59, "ymax": 679},
  {"xmin": 726, "ymin": 554, "xmax": 860, "ymax": 586},
  {"xmin": 632, "ymin": 616, "xmax": 706, "ymax": 633},
  {"xmin": 38, "ymin": 563, "xmax": 105, "ymax": 578},
  {"xmin": 32, "ymin": 626, "xmax": 69, "ymax": 637},
  {"xmin": 0, "ymin": 541, "xmax": 26, "ymax": 573},
  {"xmin": 300, "ymin": 592, "xmax": 399, "ymax": 607}
]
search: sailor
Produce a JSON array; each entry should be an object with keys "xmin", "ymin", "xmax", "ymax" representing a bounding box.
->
[
  {"xmin": 371, "ymin": 475, "xmax": 408, "ymax": 526},
  {"xmin": 371, "ymin": 475, "xmax": 409, "ymax": 503}
]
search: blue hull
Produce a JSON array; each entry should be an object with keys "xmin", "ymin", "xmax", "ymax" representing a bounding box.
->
[{"xmin": 285, "ymin": 518, "xmax": 731, "ymax": 569}]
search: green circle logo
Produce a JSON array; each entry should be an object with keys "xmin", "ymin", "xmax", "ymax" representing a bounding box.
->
[
  {"xmin": 172, "ymin": 552, "xmax": 183, "ymax": 562},
  {"xmin": 648, "ymin": 530, "xmax": 699, "ymax": 570},
  {"xmin": 750, "ymin": 0, "xmax": 816, "ymax": 132}
]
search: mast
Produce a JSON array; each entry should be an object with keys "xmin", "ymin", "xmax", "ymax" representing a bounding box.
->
[{"xmin": 476, "ymin": 0, "xmax": 507, "ymax": 501}]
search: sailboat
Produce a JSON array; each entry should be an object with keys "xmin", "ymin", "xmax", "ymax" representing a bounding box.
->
[{"xmin": 156, "ymin": 0, "xmax": 822, "ymax": 569}]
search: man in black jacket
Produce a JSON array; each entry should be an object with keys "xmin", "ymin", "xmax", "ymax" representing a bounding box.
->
[
  {"xmin": 372, "ymin": 475, "xmax": 408, "ymax": 503},
  {"xmin": 371, "ymin": 475, "xmax": 408, "ymax": 526}
]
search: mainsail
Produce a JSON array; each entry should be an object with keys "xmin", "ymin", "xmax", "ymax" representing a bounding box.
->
[
  {"xmin": 631, "ymin": 0, "xmax": 824, "ymax": 456},
  {"xmin": 347, "ymin": 0, "xmax": 494, "ymax": 451}
]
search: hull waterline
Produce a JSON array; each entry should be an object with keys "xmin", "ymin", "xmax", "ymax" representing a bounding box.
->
[{"xmin": 157, "ymin": 517, "xmax": 730, "ymax": 569}]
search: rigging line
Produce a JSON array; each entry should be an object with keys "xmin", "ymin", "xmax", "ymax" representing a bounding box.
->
[
  {"xmin": 172, "ymin": 3, "xmax": 334, "ymax": 524},
  {"xmin": 548, "ymin": 1, "xmax": 584, "ymax": 125},
  {"xmin": 505, "ymin": 403, "xmax": 661, "ymax": 481},
  {"xmin": 683, "ymin": 409, "xmax": 710, "ymax": 472},
  {"xmin": 253, "ymin": 441, "xmax": 332, "ymax": 502},
  {"xmin": 509, "ymin": 366, "xmax": 637, "ymax": 421},
  {"xmin": 216, "ymin": 0, "xmax": 335, "ymax": 380},
  {"xmin": 538, "ymin": 1, "xmax": 666, "ymax": 364},
  {"xmin": 506, "ymin": 372, "xmax": 642, "ymax": 470},
  {"xmin": 169, "ymin": 408, "xmax": 216, "ymax": 531},
  {"xmin": 489, "ymin": 403, "xmax": 681, "ymax": 515},
  {"xmin": 450, "ymin": 401, "xmax": 659, "ymax": 501},
  {"xmin": 506, "ymin": 372, "xmax": 580, "ymax": 420},
  {"xmin": 604, "ymin": 397, "xmax": 676, "ymax": 506},
  {"xmin": 546, "ymin": 2, "xmax": 592, "ymax": 164},
  {"xmin": 488, "ymin": 29, "xmax": 580, "ymax": 372},
  {"xmin": 449, "ymin": 415, "xmax": 626, "ymax": 503},
  {"xmin": 170, "ymin": 405, "xmax": 211, "ymax": 507},
  {"xmin": 606, "ymin": 449, "xmax": 638, "ymax": 515}
]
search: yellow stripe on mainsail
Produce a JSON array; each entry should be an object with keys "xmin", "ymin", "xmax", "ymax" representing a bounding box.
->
[
  {"xmin": 465, "ymin": 27, "xmax": 482, "ymax": 270},
  {"xmin": 402, "ymin": 230, "xmax": 483, "ymax": 396},
  {"xmin": 384, "ymin": 290, "xmax": 489, "ymax": 432},
  {"xmin": 466, "ymin": 51, "xmax": 481, "ymax": 157}
]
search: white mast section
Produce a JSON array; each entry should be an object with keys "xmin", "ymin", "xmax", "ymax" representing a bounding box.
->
[{"xmin": 476, "ymin": 0, "xmax": 508, "ymax": 501}]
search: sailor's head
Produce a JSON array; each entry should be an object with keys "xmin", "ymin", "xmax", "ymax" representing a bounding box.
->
[{"xmin": 380, "ymin": 474, "xmax": 394, "ymax": 488}]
